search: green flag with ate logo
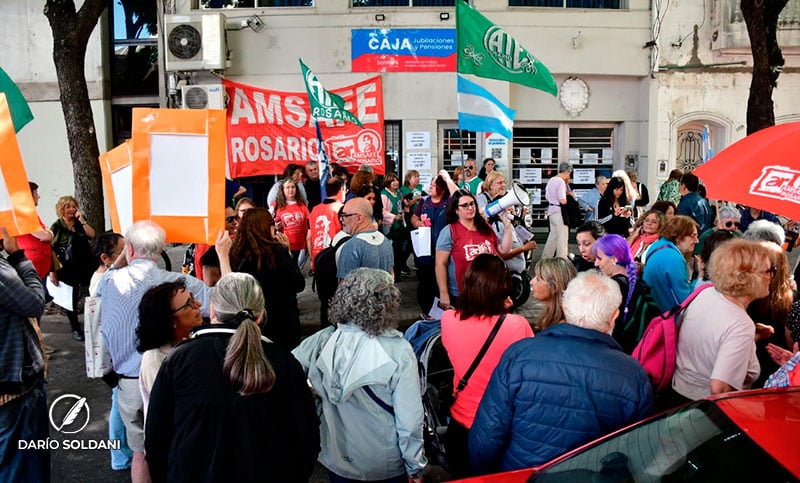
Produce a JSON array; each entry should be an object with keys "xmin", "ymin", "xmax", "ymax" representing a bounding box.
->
[
  {"xmin": 299, "ymin": 59, "xmax": 364, "ymax": 128},
  {"xmin": 456, "ymin": 1, "xmax": 557, "ymax": 97}
]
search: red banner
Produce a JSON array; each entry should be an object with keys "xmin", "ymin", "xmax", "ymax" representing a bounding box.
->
[{"xmin": 224, "ymin": 77, "xmax": 385, "ymax": 177}]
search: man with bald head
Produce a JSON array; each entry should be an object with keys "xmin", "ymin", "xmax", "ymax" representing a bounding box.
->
[{"xmin": 336, "ymin": 197, "xmax": 393, "ymax": 280}]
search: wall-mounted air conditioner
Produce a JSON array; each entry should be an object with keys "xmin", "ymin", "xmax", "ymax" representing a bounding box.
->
[
  {"xmin": 164, "ymin": 13, "xmax": 227, "ymax": 71},
  {"xmin": 181, "ymin": 84, "xmax": 225, "ymax": 110}
]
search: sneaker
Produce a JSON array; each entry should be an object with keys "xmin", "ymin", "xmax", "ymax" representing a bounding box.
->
[{"xmin": 71, "ymin": 330, "xmax": 85, "ymax": 342}]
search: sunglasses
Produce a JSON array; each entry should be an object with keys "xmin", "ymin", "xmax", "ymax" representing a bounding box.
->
[
  {"xmin": 724, "ymin": 221, "xmax": 741, "ymax": 229},
  {"xmin": 226, "ymin": 215, "xmax": 238, "ymax": 223}
]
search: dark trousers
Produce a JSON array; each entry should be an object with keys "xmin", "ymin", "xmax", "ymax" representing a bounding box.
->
[
  {"xmin": 0, "ymin": 379, "xmax": 50, "ymax": 483},
  {"xmin": 445, "ymin": 417, "xmax": 475, "ymax": 479},
  {"xmin": 327, "ymin": 470, "xmax": 406, "ymax": 483},
  {"xmin": 416, "ymin": 264, "xmax": 438, "ymax": 315}
]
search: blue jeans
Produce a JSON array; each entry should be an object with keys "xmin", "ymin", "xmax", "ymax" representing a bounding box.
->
[
  {"xmin": 110, "ymin": 387, "xmax": 133, "ymax": 470},
  {"xmin": 0, "ymin": 379, "xmax": 50, "ymax": 482}
]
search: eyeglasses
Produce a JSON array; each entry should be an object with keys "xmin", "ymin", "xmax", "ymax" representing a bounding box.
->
[
  {"xmin": 458, "ymin": 201, "xmax": 476, "ymax": 209},
  {"xmin": 225, "ymin": 215, "xmax": 238, "ymax": 223},
  {"xmin": 172, "ymin": 294, "xmax": 197, "ymax": 313},
  {"xmin": 724, "ymin": 221, "xmax": 741, "ymax": 229},
  {"xmin": 763, "ymin": 266, "xmax": 778, "ymax": 278},
  {"xmin": 338, "ymin": 212, "xmax": 358, "ymax": 222}
]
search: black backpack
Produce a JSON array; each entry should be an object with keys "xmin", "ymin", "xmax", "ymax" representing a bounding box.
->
[{"xmin": 312, "ymin": 235, "xmax": 351, "ymax": 300}]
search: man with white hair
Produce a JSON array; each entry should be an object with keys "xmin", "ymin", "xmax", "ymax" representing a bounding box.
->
[
  {"xmin": 97, "ymin": 220, "xmax": 213, "ymax": 482},
  {"xmin": 542, "ymin": 162, "xmax": 574, "ymax": 259},
  {"xmin": 469, "ymin": 271, "xmax": 653, "ymax": 474}
]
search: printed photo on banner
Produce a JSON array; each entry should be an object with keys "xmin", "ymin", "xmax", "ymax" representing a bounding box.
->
[{"xmin": 224, "ymin": 76, "xmax": 385, "ymax": 177}]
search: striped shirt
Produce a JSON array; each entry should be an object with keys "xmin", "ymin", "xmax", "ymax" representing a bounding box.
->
[{"xmin": 97, "ymin": 258, "xmax": 212, "ymax": 377}]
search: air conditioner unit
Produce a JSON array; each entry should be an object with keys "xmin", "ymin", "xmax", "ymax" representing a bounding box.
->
[
  {"xmin": 164, "ymin": 13, "xmax": 227, "ymax": 71},
  {"xmin": 181, "ymin": 84, "xmax": 225, "ymax": 109}
]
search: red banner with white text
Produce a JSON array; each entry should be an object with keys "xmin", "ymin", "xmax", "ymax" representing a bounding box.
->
[{"xmin": 224, "ymin": 77, "xmax": 385, "ymax": 177}]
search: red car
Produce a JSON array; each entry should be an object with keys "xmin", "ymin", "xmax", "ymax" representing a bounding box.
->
[{"xmin": 456, "ymin": 387, "xmax": 800, "ymax": 482}]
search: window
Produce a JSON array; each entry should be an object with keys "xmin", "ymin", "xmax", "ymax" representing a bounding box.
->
[
  {"xmin": 529, "ymin": 401, "xmax": 794, "ymax": 482},
  {"xmin": 110, "ymin": 0, "xmax": 159, "ymax": 147},
  {"xmin": 511, "ymin": 124, "xmax": 615, "ymax": 225},
  {"xmin": 385, "ymin": 121, "xmax": 402, "ymax": 175},
  {"xmin": 441, "ymin": 127, "xmax": 478, "ymax": 172},
  {"xmin": 200, "ymin": 0, "xmax": 312, "ymax": 7},
  {"xmin": 509, "ymin": 0, "xmax": 620, "ymax": 8},
  {"xmin": 353, "ymin": 0, "xmax": 456, "ymax": 7}
]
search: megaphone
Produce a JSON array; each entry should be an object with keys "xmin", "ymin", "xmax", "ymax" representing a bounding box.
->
[{"xmin": 485, "ymin": 182, "xmax": 530, "ymax": 217}]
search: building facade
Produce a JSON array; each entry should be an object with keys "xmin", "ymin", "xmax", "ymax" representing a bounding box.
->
[{"xmin": 2, "ymin": 0, "xmax": 798, "ymax": 226}]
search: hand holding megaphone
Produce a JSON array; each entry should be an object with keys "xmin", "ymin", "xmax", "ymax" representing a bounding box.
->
[{"xmin": 485, "ymin": 182, "xmax": 530, "ymax": 218}]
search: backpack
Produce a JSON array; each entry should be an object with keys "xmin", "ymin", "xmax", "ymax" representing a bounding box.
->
[
  {"xmin": 618, "ymin": 278, "xmax": 662, "ymax": 354},
  {"xmin": 632, "ymin": 284, "xmax": 712, "ymax": 392},
  {"xmin": 312, "ymin": 235, "xmax": 351, "ymax": 300},
  {"xmin": 560, "ymin": 194, "xmax": 585, "ymax": 229}
]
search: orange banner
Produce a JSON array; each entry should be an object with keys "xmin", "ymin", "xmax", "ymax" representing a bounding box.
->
[
  {"xmin": 0, "ymin": 93, "xmax": 39, "ymax": 238},
  {"xmin": 130, "ymin": 108, "xmax": 226, "ymax": 244},
  {"xmin": 224, "ymin": 76, "xmax": 385, "ymax": 177},
  {"xmin": 98, "ymin": 140, "xmax": 133, "ymax": 235}
]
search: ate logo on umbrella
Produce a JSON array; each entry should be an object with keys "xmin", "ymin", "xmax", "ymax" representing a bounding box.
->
[
  {"xmin": 694, "ymin": 122, "xmax": 800, "ymax": 220},
  {"xmin": 751, "ymin": 166, "xmax": 800, "ymax": 204}
]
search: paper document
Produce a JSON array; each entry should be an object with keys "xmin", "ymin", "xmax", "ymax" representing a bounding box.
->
[{"xmin": 46, "ymin": 278, "xmax": 73, "ymax": 311}]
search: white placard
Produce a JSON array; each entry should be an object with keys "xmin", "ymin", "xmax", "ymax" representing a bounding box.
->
[
  {"xmin": 149, "ymin": 134, "xmax": 209, "ymax": 216},
  {"xmin": 484, "ymin": 134, "xmax": 509, "ymax": 166},
  {"xmin": 602, "ymin": 148, "xmax": 613, "ymax": 162},
  {"xmin": 429, "ymin": 297, "xmax": 446, "ymax": 318},
  {"xmin": 450, "ymin": 151, "xmax": 468, "ymax": 164},
  {"xmin": 419, "ymin": 172, "xmax": 433, "ymax": 188},
  {"xmin": 541, "ymin": 148, "xmax": 553, "ymax": 163},
  {"xmin": 46, "ymin": 278, "xmax": 73, "ymax": 311},
  {"xmin": 520, "ymin": 148, "xmax": 532, "ymax": 163},
  {"xmin": 529, "ymin": 188, "xmax": 542, "ymax": 205},
  {"xmin": 573, "ymin": 168, "xmax": 596, "ymax": 185},
  {"xmin": 519, "ymin": 168, "xmax": 542, "ymax": 184},
  {"xmin": 569, "ymin": 148, "xmax": 581, "ymax": 162},
  {"xmin": 110, "ymin": 165, "xmax": 133, "ymax": 236},
  {"xmin": 407, "ymin": 152, "xmax": 431, "ymax": 170},
  {"xmin": 582, "ymin": 152, "xmax": 599, "ymax": 164},
  {"xmin": 406, "ymin": 131, "xmax": 430, "ymax": 150},
  {"xmin": 410, "ymin": 227, "xmax": 431, "ymax": 257},
  {"xmin": 573, "ymin": 189, "xmax": 590, "ymax": 201}
]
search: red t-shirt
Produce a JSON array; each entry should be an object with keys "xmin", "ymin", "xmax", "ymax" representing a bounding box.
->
[
  {"xmin": 441, "ymin": 311, "xmax": 534, "ymax": 427},
  {"xmin": 16, "ymin": 216, "xmax": 53, "ymax": 278},
  {"xmin": 450, "ymin": 222, "xmax": 499, "ymax": 292},
  {"xmin": 308, "ymin": 201, "xmax": 343, "ymax": 268},
  {"xmin": 275, "ymin": 202, "xmax": 310, "ymax": 252}
]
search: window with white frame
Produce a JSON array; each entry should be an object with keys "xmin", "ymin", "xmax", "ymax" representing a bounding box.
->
[
  {"xmin": 200, "ymin": 0, "xmax": 312, "ymax": 7},
  {"xmin": 353, "ymin": 0, "xmax": 456, "ymax": 7},
  {"xmin": 509, "ymin": 0, "xmax": 620, "ymax": 8}
]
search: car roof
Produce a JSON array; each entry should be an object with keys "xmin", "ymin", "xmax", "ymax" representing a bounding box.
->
[{"xmin": 711, "ymin": 387, "xmax": 800, "ymax": 476}]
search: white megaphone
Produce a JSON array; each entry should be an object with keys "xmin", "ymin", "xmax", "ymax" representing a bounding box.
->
[{"xmin": 485, "ymin": 182, "xmax": 530, "ymax": 217}]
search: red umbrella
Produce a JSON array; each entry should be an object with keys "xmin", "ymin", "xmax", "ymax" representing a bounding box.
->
[{"xmin": 693, "ymin": 122, "xmax": 800, "ymax": 220}]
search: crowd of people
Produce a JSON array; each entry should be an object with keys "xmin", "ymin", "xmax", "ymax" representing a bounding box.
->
[{"xmin": 3, "ymin": 159, "xmax": 800, "ymax": 483}]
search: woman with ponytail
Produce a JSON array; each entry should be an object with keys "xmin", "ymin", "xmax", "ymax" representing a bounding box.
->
[
  {"xmin": 292, "ymin": 268, "xmax": 427, "ymax": 483},
  {"xmin": 593, "ymin": 234, "xmax": 638, "ymax": 351},
  {"xmin": 144, "ymin": 273, "xmax": 319, "ymax": 483}
]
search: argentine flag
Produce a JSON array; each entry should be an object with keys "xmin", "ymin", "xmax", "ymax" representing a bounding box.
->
[{"xmin": 457, "ymin": 75, "xmax": 516, "ymax": 139}]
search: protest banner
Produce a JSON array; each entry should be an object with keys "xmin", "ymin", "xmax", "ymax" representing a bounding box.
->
[
  {"xmin": 224, "ymin": 76, "xmax": 385, "ymax": 177},
  {"xmin": 0, "ymin": 93, "xmax": 39, "ymax": 237},
  {"xmin": 98, "ymin": 140, "xmax": 133, "ymax": 235}
]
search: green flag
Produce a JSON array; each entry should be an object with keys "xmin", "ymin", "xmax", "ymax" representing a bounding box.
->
[
  {"xmin": 0, "ymin": 67, "xmax": 33, "ymax": 132},
  {"xmin": 299, "ymin": 59, "xmax": 364, "ymax": 128},
  {"xmin": 456, "ymin": 1, "xmax": 557, "ymax": 97}
]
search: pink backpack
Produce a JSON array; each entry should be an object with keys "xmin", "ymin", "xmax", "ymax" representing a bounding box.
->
[{"xmin": 632, "ymin": 284, "xmax": 712, "ymax": 392}]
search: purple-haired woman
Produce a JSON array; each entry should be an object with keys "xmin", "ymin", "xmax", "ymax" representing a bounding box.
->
[{"xmin": 593, "ymin": 234, "xmax": 638, "ymax": 351}]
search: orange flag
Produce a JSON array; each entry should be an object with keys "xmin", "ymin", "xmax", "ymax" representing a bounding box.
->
[{"xmin": 0, "ymin": 93, "xmax": 40, "ymax": 238}]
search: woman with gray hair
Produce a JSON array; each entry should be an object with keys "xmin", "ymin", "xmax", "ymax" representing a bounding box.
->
[
  {"xmin": 293, "ymin": 268, "xmax": 427, "ymax": 483},
  {"xmin": 145, "ymin": 273, "xmax": 319, "ymax": 483},
  {"xmin": 694, "ymin": 204, "xmax": 742, "ymax": 256}
]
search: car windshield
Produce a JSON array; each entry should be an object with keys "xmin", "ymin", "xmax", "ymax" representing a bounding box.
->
[{"xmin": 528, "ymin": 400, "xmax": 793, "ymax": 482}]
